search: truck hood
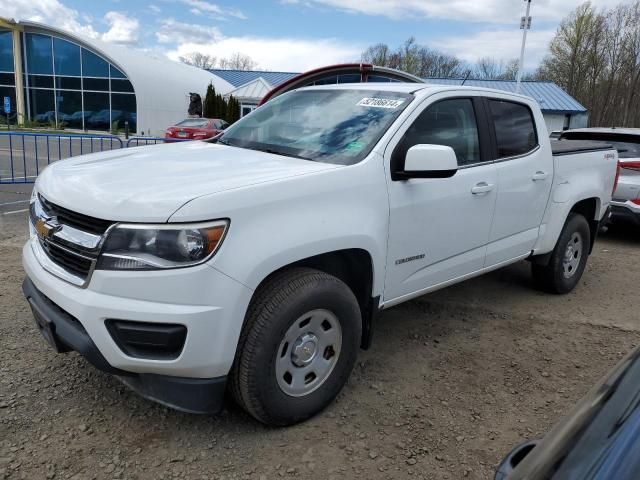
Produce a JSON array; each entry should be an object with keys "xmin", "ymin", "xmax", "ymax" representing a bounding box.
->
[{"xmin": 36, "ymin": 141, "xmax": 339, "ymax": 222}]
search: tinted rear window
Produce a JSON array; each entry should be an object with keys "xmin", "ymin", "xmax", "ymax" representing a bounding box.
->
[
  {"xmin": 489, "ymin": 100, "xmax": 538, "ymax": 158},
  {"xmin": 176, "ymin": 119, "xmax": 209, "ymax": 127}
]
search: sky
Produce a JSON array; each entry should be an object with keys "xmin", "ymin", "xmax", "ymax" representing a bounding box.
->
[{"xmin": 0, "ymin": 0, "xmax": 634, "ymax": 73}]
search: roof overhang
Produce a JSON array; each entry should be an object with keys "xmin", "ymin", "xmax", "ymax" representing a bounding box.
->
[
  {"xmin": 224, "ymin": 77, "xmax": 273, "ymax": 101},
  {"xmin": 0, "ymin": 17, "xmax": 23, "ymax": 31}
]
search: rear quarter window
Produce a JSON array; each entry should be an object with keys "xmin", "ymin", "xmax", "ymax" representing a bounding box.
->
[{"xmin": 489, "ymin": 100, "xmax": 538, "ymax": 158}]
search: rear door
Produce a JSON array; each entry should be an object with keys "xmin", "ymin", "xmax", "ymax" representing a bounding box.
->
[
  {"xmin": 383, "ymin": 93, "xmax": 498, "ymax": 303},
  {"xmin": 484, "ymin": 98, "xmax": 553, "ymax": 267}
]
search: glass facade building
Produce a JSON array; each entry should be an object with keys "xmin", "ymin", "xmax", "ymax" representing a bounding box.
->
[
  {"xmin": 0, "ymin": 29, "xmax": 136, "ymax": 132},
  {"xmin": 0, "ymin": 29, "xmax": 16, "ymax": 120}
]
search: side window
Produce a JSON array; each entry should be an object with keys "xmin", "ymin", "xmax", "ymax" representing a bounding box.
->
[
  {"xmin": 489, "ymin": 100, "xmax": 538, "ymax": 158},
  {"xmin": 393, "ymin": 98, "xmax": 481, "ymax": 169}
]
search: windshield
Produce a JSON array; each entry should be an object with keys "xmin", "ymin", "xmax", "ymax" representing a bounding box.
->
[
  {"xmin": 217, "ymin": 89, "xmax": 413, "ymax": 165},
  {"xmin": 560, "ymin": 133, "xmax": 640, "ymax": 159}
]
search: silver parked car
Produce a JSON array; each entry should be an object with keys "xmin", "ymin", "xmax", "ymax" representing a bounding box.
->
[{"xmin": 559, "ymin": 128, "xmax": 640, "ymax": 226}]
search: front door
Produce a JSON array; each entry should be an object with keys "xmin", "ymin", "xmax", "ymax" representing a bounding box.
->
[{"xmin": 383, "ymin": 95, "xmax": 498, "ymax": 304}]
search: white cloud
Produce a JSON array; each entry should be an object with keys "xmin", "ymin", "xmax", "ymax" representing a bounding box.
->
[
  {"xmin": 156, "ymin": 19, "xmax": 223, "ymax": 45},
  {"xmin": 288, "ymin": 0, "xmax": 635, "ymax": 23},
  {"xmin": 101, "ymin": 12, "xmax": 139, "ymax": 46},
  {"xmin": 0, "ymin": 0, "xmax": 141, "ymax": 47},
  {"xmin": 0, "ymin": 0, "xmax": 98, "ymax": 38},
  {"xmin": 149, "ymin": 5, "xmax": 162, "ymax": 14},
  {"xmin": 179, "ymin": 0, "xmax": 247, "ymax": 20},
  {"xmin": 165, "ymin": 35, "xmax": 361, "ymax": 71},
  {"xmin": 433, "ymin": 28, "xmax": 556, "ymax": 69}
]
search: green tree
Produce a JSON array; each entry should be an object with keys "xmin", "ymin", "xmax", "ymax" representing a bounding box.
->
[
  {"xmin": 203, "ymin": 83, "xmax": 216, "ymax": 118},
  {"xmin": 214, "ymin": 94, "xmax": 226, "ymax": 120},
  {"xmin": 226, "ymin": 95, "xmax": 240, "ymax": 123}
]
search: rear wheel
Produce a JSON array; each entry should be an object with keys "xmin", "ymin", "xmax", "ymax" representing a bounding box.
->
[
  {"xmin": 230, "ymin": 268, "xmax": 361, "ymax": 425},
  {"xmin": 532, "ymin": 213, "xmax": 591, "ymax": 294}
]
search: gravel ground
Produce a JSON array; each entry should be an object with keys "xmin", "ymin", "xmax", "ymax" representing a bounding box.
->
[{"xmin": 1, "ymin": 202, "xmax": 640, "ymax": 480}]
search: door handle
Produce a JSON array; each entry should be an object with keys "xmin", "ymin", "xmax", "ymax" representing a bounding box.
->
[
  {"xmin": 471, "ymin": 182, "xmax": 494, "ymax": 195},
  {"xmin": 532, "ymin": 171, "xmax": 548, "ymax": 181}
]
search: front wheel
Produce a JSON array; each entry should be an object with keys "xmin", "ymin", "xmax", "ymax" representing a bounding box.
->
[
  {"xmin": 229, "ymin": 268, "xmax": 361, "ymax": 425},
  {"xmin": 532, "ymin": 213, "xmax": 591, "ymax": 294}
]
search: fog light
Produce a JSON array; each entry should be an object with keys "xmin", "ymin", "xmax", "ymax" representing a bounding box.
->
[{"xmin": 106, "ymin": 320, "xmax": 187, "ymax": 360}]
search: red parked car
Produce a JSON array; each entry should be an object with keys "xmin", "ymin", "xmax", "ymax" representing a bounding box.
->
[{"xmin": 164, "ymin": 118, "xmax": 229, "ymax": 141}]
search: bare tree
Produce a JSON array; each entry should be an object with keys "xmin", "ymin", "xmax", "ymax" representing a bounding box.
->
[
  {"xmin": 180, "ymin": 51, "xmax": 259, "ymax": 71},
  {"xmin": 361, "ymin": 43, "xmax": 392, "ymax": 66},
  {"xmin": 537, "ymin": 1, "xmax": 640, "ymax": 127},
  {"xmin": 219, "ymin": 52, "xmax": 258, "ymax": 71},
  {"xmin": 474, "ymin": 57, "xmax": 520, "ymax": 80},
  {"xmin": 418, "ymin": 47, "xmax": 467, "ymax": 78},
  {"xmin": 179, "ymin": 52, "xmax": 218, "ymax": 70},
  {"xmin": 361, "ymin": 37, "xmax": 467, "ymax": 78}
]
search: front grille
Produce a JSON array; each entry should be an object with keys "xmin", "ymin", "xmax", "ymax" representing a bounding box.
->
[
  {"xmin": 39, "ymin": 195, "xmax": 113, "ymax": 235},
  {"xmin": 33, "ymin": 194, "xmax": 111, "ymax": 285},
  {"xmin": 40, "ymin": 240, "xmax": 94, "ymax": 278}
]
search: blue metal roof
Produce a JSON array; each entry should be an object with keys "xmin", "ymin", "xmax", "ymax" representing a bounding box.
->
[
  {"xmin": 423, "ymin": 78, "xmax": 587, "ymax": 113},
  {"xmin": 207, "ymin": 69, "xmax": 586, "ymax": 114},
  {"xmin": 208, "ymin": 69, "xmax": 298, "ymax": 88}
]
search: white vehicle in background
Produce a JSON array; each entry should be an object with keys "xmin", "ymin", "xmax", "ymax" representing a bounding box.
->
[
  {"xmin": 558, "ymin": 128, "xmax": 640, "ymax": 226},
  {"xmin": 22, "ymin": 84, "xmax": 619, "ymax": 425}
]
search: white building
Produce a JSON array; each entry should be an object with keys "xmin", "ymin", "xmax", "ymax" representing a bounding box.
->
[{"xmin": 0, "ymin": 18, "xmax": 233, "ymax": 136}]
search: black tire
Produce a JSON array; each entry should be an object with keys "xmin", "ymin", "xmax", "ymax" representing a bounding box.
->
[
  {"xmin": 229, "ymin": 267, "xmax": 361, "ymax": 425},
  {"xmin": 532, "ymin": 213, "xmax": 591, "ymax": 294}
]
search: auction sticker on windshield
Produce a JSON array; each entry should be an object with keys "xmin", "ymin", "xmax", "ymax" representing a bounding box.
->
[{"xmin": 357, "ymin": 98, "xmax": 405, "ymax": 109}]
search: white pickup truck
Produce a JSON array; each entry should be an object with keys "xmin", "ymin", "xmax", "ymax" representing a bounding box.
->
[{"xmin": 23, "ymin": 84, "xmax": 619, "ymax": 425}]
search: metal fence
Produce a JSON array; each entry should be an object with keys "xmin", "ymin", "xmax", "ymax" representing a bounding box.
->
[
  {"xmin": 126, "ymin": 136, "xmax": 190, "ymax": 147},
  {"xmin": 0, "ymin": 132, "xmax": 191, "ymax": 184}
]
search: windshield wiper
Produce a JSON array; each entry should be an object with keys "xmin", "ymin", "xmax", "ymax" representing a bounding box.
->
[
  {"xmin": 213, "ymin": 139, "xmax": 312, "ymax": 161},
  {"xmin": 253, "ymin": 147, "xmax": 312, "ymax": 161}
]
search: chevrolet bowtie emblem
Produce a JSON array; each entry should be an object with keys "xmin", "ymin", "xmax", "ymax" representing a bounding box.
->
[{"xmin": 35, "ymin": 218, "xmax": 60, "ymax": 240}]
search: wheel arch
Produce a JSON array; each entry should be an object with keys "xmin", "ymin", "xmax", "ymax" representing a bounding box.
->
[
  {"xmin": 533, "ymin": 196, "xmax": 602, "ymax": 265},
  {"xmin": 569, "ymin": 197, "xmax": 601, "ymax": 253},
  {"xmin": 250, "ymin": 249, "xmax": 379, "ymax": 350}
]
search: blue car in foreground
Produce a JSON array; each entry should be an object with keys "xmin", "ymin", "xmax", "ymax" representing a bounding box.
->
[{"xmin": 496, "ymin": 346, "xmax": 640, "ymax": 479}]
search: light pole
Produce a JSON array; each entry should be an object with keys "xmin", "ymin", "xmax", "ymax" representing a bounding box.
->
[{"xmin": 516, "ymin": 0, "xmax": 532, "ymax": 93}]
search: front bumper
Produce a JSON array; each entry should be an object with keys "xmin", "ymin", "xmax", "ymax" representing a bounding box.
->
[
  {"xmin": 610, "ymin": 200, "xmax": 640, "ymax": 226},
  {"xmin": 22, "ymin": 277, "xmax": 226, "ymax": 413},
  {"xmin": 22, "ymin": 239, "xmax": 254, "ymax": 412}
]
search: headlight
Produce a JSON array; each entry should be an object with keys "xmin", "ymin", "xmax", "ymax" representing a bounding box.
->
[{"xmin": 96, "ymin": 220, "xmax": 228, "ymax": 270}]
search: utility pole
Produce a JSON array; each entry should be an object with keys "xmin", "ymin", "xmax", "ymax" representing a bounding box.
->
[{"xmin": 516, "ymin": 0, "xmax": 532, "ymax": 93}]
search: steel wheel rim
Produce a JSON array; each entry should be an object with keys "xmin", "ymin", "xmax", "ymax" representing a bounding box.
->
[
  {"xmin": 275, "ymin": 309, "xmax": 342, "ymax": 397},
  {"xmin": 562, "ymin": 232, "xmax": 583, "ymax": 279}
]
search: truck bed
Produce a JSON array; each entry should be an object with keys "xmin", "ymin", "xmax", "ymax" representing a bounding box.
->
[{"xmin": 551, "ymin": 139, "xmax": 612, "ymax": 156}]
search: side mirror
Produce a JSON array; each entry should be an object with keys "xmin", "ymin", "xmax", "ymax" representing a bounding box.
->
[{"xmin": 394, "ymin": 144, "xmax": 458, "ymax": 180}]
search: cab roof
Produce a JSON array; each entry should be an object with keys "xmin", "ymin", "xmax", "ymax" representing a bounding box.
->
[{"xmin": 297, "ymin": 82, "xmax": 536, "ymax": 103}]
